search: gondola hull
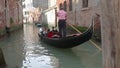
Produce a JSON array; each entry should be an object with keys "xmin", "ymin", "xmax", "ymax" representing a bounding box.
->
[{"xmin": 38, "ymin": 23, "xmax": 93, "ymax": 48}]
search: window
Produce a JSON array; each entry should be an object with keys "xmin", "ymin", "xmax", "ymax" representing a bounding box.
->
[
  {"xmin": 5, "ymin": 0, "xmax": 7, "ymax": 7},
  {"xmin": 23, "ymin": 4, "xmax": 25, "ymax": 8},
  {"xmin": 69, "ymin": 0, "xmax": 72, "ymax": 11},
  {"xmin": 59, "ymin": 3, "xmax": 63, "ymax": 9},
  {"xmin": 25, "ymin": 11, "xmax": 29, "ymax": 15},
  {"xmin": 64, "ymin": 1, "xmax": 67, "ymax": 11},
  {"xmin": 83, "ymin": 0, "xmax": 88, "ymax": 8}
]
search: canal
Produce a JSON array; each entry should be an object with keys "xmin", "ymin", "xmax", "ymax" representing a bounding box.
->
[{"xmin": 0, "ymin": 24, "xmax": 102, "ymax": 68}]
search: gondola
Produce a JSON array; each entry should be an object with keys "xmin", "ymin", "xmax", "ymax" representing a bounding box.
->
[{"xmin": 38, "ymin": 22, "xmax": 93, "ymax": 48}]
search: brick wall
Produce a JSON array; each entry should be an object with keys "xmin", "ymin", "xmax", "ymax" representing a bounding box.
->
[
  {"xmin": 0, "ymin": 0, "xmax": 5, "ymax": 29},
  {"xmin": 0, "ymin": 0, "xmax": 23, "ymax": 36}
]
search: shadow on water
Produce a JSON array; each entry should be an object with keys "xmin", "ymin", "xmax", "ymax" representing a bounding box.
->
[{"xmin": 40, "ymin": 42, "xmax": 85, "ymax": 68}]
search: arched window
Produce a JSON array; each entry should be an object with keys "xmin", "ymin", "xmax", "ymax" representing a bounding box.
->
[
  {"xmin": 59, "ymin": 3, "xmax": 63, "ymax": 9},
  {"xmin": 64, "ymin": 1, "xmax": 67, "ymax": 11}
]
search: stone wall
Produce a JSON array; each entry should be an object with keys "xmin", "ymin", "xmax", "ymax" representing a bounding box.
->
[{"xmin": 101, "ymin": 0, "xmax": 120, "ymax": 68}]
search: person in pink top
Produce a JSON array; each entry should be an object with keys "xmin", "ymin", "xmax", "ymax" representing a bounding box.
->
[{"xmin": 56, "ymin": 7, "xmax": 67, "ymax": 38}]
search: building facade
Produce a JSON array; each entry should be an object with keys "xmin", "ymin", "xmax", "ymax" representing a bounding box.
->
[
  {"xmin": 32, "ymin": 0, "xmax": 56, "ymax": 27},
  {"xmin": 0, "ymin": 0, "xmax": 5, "ymax": 30},
  {"xmin": 0, "ymin": 0, "xmax": 23, "ymax": 36},
  {"xmin": 33, "ymin": 0, "xmax": 48, "ymax": 10},
  {"xmin": 22, "ymin": 0, "xmax": 33, "ymax": 23},
  {"xmin": 22, "ymin": 0, "xmax": 49, "ymax": 23}
]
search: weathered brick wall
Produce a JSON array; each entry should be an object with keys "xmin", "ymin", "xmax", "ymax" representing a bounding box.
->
[
  {"xmin": 0, "ymin": 0, "xmax": 5, "ymax": 29},
  {"xmin": 0, "ymin": 0, "xmax": 23, "ymax": 36},
  {"xmin": 8, "ymin": 0, "xmax": 19, "ymax": 26},
  {"xmin": 67, "ymin": 0, "xmax": 101, "ymax": 27},
  {"xmin": 18, "ymin": 2, "xmax": 23, "ymax": 25}
]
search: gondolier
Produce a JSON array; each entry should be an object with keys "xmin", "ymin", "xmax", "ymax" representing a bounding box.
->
[{"xmin": 56, "ymin": 7, "xmax": 67, "ymax": 38}]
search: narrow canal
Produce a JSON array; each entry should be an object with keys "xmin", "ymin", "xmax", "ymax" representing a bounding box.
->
[{"xmin": 0, "ymin": 24, "xmax": 102, "ymax": 68}]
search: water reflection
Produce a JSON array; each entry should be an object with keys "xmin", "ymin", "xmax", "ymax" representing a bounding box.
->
[
  {"xmin": 22, "ymin": 55, "xmax": 58, "ymax": 68},
  {"xmin": 0, "ymin": 24, "xmax": 102, "ymax": 68},
  {"xmin": 22, "ymin": 24, "xmax": 59, "ymax": 68}
]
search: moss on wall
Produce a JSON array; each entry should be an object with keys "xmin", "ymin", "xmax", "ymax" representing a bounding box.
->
[
  {"xmin": 0, "ymin": 29, "xmax": 6, "ymax": 36},
  {"xmin": 10, "ymin": 24, "xmax": 23, "ymax": 32},
  {"xmin": 10, "ymin": 17, "xmax": 14, "ymax": 24}
]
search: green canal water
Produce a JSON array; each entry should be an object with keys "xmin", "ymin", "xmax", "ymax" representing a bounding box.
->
[{"xmin": 0, "ymin": 24, "xmax": 103, "ymax": 68}]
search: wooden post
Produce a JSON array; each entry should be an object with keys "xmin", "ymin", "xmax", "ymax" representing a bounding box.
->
[
  {"xmin": 0, "ymin": 48, "xmax": 6, "ymax": 66},
  {"xmin": 101, "ymin": 0, "xmax": 120, "ymax": 68}
]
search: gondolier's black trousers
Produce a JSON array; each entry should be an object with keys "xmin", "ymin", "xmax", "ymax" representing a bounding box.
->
[{"xmin": 58, "ymin": 20, "xmax": 66, "ymax": 38}]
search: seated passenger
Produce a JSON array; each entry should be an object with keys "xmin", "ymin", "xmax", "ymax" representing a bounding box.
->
[
  {"xmin": 47, "ymin": 28, "xmax": 60, "ymax": 38},
  {"xmin": 51, "ymin": 27, "xmax": 60, "ymax": 38},
  {"xmin": 39, "ymin": 27, "xmax": 47, "ymax": 36},
  {"xmin": 47, "ymin": 29, "xmax": 54, "ymax": 38}
]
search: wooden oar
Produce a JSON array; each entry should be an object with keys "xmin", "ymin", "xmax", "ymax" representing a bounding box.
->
[
  {"xmin": 68, "ymin": 23, "xmax": 102, "ymax": 52},
  {"xmin": 68, "ymin": 23, "xmax": 82, "ymax": 34}
]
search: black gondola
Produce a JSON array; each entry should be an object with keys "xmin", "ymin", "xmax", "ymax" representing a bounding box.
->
[{"xmin": 38, "ymin": 22, "xmax": 93, "ymax": 48}]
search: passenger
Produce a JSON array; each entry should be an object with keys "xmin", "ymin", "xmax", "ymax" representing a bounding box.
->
[
  {"xmin": 39, "ymin": 27, "xmax": 47, "ymax": 36},
  {"xmin": 51, "ymin": 27, "xmax": 55, "ymax": 32},
  {"xmin": 47, "ymin": 29, "xmax": 54, "ymax": 38},
  {"xmin": 51, "ymin": 27, "xmax": 60, "ymax": 38}
]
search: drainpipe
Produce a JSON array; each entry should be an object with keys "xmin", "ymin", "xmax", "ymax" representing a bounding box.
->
[{"xmin": 74, "ymin": 0, "xmax": 77, "ymax": 25}]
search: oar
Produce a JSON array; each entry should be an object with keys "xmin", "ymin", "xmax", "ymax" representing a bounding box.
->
[
  {"xmin": 68, "ymin": 23, "xmax": 82, "ymax": 34},
  {"xmin": 67, "ymin": 23, "xmax": 102, "ymax": 52}
]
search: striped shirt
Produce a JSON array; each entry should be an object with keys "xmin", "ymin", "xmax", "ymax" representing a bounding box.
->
[{"xmin": 57, "ymin": 10, "xmax": 67, "ymax": 20}]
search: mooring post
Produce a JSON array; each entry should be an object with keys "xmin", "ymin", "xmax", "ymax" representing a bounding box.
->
[{"xmin": 0, "ymin": 48, "xmax": 6, "ymax": 66}]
